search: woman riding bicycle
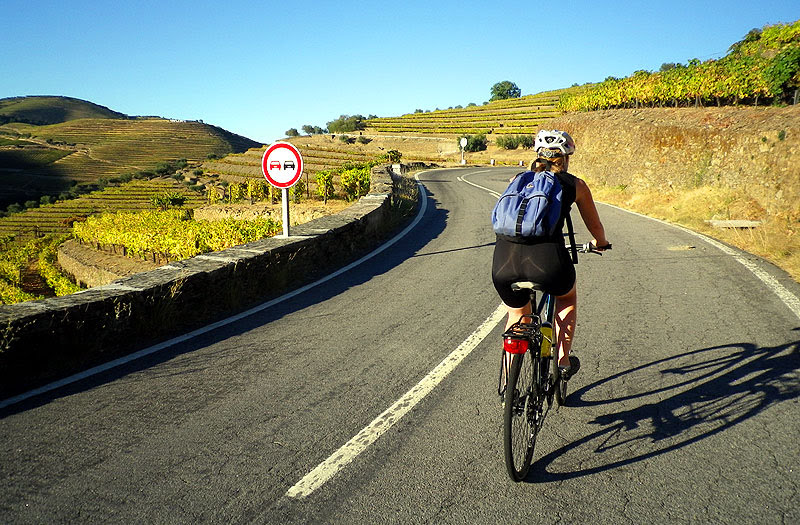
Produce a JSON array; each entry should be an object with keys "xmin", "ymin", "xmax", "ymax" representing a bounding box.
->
[{"xmin": 492, "ymin": 129, "xmax": 610, "ymax": 380}]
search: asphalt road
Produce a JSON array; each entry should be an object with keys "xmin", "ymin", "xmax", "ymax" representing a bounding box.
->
[{"xmin": 1, "ymin": 167, "xmax": 798, "ymax": 524}]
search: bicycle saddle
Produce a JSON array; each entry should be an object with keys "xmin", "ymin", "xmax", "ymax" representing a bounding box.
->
[{"xmin": 510, "ymin": 281, "xmax": 545, "ymax": 292}]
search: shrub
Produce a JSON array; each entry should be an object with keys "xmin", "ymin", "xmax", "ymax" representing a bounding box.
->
[
  {"xmin": 519, "ymin": 135, "xmax": 535, "ymax": 149},
  {"xmin": 247, "ymin": 178, "xmax": 267, "ymax": 202},
  {"xmin": 291, "ymin": 179, "xmax": 306, "ymax": 203},
  {"xmin": 383, "ymin": 150, "xmax": 402, "ymax": 163},
  {"xmin": 110, "ymin": 173, "xmax": 134, "ymax": 183},
  {"xmin": 206, "ymin": 186, "xmax": 221, "ymax": 204},
  {"xmin": 357, "ymin": 136, "xmax": 371, "ymax": 144},
  {"xmin": 496, "ymin": 135, "xmax": 535, "ymax": 150},
  {"xmin": 38, "ymin": 235, "xmax": 81, "ymax": 296},
  {"xmin": 315, "ymin": 170, "xmax": 335, "ymax": 203},
  {"xmin": 151, "ymin": 191, "xmax": 187, "ymax": 210},
  {"xmin": 460, "ymin": 134, "xmax": 488, "ymax": 152},
  {"xmin": 228, "ymin": 182, "xmax": 245, "ymax": 203},
  {"xmin": 340, "ymin": 166, "xmax": 371, "ymax": 201}
]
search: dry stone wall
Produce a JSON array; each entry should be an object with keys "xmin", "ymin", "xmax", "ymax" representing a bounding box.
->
[{"xmin": 0, "ymin": 165, "xmax": 404, "ymax": 398}]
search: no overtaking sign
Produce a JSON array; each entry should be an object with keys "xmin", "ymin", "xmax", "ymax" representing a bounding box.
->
[
  {"xmin": 261, "ymin": 142, "xmax": 304, "ymax": 237},
  {"xmin": 262, "ymin": 142, "xmax": 303, "ymax": 188}
]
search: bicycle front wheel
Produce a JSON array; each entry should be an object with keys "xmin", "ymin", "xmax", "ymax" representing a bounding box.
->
[{"xmin": 503, "ymin": 350, "xmax": 538, "ymax": 481}]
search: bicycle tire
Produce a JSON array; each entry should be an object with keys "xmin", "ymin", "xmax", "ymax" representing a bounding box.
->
[{"xmin": 503, "ymin": 350, "xmax": 538, "ymax": 481}]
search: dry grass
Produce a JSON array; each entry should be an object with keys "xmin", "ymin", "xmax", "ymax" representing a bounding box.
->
[{"xmin": 590, "ymin": 181, "xmax": 800, "ymax": 281}]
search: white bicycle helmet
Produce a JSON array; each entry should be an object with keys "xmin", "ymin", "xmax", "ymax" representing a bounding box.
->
[{"xmin": 534, "ymin": 129, "xmax": 575, "ymax": 156}]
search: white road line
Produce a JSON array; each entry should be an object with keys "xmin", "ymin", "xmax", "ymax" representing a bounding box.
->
[
  {"xmin": 602, "ymin": 203, "xmax": 800, "ymax": 323},
  {"xmin": 286, "ymin": 303, "xmax": 506, "ymax": 499},
  {"xmin": 457, "ymin": 174, "xmax": 500, "ymax": 198},
  {"xmin": 0, "ymin": 175, "xmax": 431, "ymax": 410}
]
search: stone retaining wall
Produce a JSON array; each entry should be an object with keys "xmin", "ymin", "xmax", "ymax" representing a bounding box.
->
[{"xmin": 0, "ymin": 165, "xmax": 410, "ymax": 399}]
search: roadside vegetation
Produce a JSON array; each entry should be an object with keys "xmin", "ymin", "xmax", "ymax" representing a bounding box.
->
[{"xmin": 560, "ymin": 21, "xmax": 800, "ymax": 111}]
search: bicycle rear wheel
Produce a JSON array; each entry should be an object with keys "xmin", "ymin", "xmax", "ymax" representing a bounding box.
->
[{"xmin": 503, "ymin": 350, "xmax": 539, "ymax": 481}]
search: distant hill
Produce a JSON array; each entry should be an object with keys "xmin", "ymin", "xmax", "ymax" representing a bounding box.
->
[
  {"xmin": 0, "ymin": 96, "xmax": 261, "ymax": 208},
  {"xmin": 0, "ymin": 96, "xmax": 127, "ymax": 125}
]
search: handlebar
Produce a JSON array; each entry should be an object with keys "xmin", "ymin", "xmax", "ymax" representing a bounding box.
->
[{"xmin": 569, "ymin": 242, "xmax": 613, "ymax": 255}]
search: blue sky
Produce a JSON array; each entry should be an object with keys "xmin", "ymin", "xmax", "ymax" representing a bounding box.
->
[{"xmin": 2, "ymin": 1, "xmax": 797, "ymax": 144}]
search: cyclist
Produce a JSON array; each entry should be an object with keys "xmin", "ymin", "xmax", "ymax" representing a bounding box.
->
[{"xmin": 492, "ymin": 129, "xmax": 610, "ymax": 381}]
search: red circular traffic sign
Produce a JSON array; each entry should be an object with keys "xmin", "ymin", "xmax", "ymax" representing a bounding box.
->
[{"xmin": 261, "ymin": 142, "xmax": 303, "ymax": 188}]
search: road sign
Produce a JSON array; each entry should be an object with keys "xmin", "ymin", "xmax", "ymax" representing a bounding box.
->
[
  {"xmin": 262, "ymin": 142, "xmax": 303, "ymax": 188},
  {"xmin": 460, "ymin": 137, "xmax": 467, "ymax": 149}
]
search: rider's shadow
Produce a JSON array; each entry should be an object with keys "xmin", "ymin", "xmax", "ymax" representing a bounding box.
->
[{"xmin": 525, "ymin": 335, "xmax": 800, "ymax": 482}]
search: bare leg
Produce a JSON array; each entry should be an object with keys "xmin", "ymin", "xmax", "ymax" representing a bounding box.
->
[
  {"xmin": 554, "ymin": 284, "xmax": 577, "ymax": 368},
  {"xmin": 504, "ymin": 302, "xmax": 532, "ymax": 331}
]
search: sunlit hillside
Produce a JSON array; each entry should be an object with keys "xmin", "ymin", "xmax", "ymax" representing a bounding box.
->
[{"xmin": 0, "ymin": 96, "xmax": 260, "ymax": 208}]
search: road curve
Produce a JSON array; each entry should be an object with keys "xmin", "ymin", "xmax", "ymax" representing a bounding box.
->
[{"xmin": 1, "ymin": 167, "xmax": 798, "ymax": 524}]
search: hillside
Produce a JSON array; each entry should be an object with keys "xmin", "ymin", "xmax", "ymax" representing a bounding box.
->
[
  {"xmin": 364, "ymin": 88, "xmax": 577, "ymax": 136},
  {"xmin": 0, "ymin": 95, "xmax": 126, "ymax": 125},
  {"xmin": 0, "ymin": 96, "xmax": 261, "ymax": 209}
]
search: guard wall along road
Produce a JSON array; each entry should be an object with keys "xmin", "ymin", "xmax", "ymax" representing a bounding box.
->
[{"xmin": 0, "ymin": 165, "xmax": 408, "ymax": 399}]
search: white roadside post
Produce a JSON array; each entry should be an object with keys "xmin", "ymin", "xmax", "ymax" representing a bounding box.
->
[
  {"xmin": 460, "ymin": 136, "xmax": 467, "ymax": 165},
  {"xmin": 261, "ymin": 142, "xmax": 303, "ymax": 237}
]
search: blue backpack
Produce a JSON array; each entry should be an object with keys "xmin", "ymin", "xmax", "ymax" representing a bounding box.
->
[
  {"xmin": 491, "ymin": 170, "xmax": 578, "ymax": 261},
  {"xmin": 491, "ymin": 170, "xmax": 563, "ymax": 237}
]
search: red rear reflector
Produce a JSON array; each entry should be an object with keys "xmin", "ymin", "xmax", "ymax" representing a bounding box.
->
[{"xmin": 503, "ymin": 337, "xmax": 529, "ymax": 354}]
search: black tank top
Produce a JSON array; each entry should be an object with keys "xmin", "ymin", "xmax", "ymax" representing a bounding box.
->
[{"xmin": 496, "ymin": 170, "xmax": 577, "ymax": 245}]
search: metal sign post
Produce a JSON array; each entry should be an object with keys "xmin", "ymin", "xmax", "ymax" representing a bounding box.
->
[{"xmin": 261, "ymin": 142, "xmax": 303, "ymax": 237}]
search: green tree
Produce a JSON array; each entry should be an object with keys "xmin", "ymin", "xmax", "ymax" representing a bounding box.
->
[
  {"xmin": 327, "ymin": 115, "xmax": 366, "ymax": 133},
  {"xmin": 490, "ymin": 81, "xmax": 521, "ymax": 101},
  {"xmin": 285, "ymin": 128, "xmax": 300, "ymax": 137}
]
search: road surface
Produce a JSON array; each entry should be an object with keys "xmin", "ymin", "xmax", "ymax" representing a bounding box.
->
[{"xmin": 1, "ymin": 167, "xmax": 798, "ymax": 523}]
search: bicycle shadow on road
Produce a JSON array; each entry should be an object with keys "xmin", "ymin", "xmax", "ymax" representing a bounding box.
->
[{"xmin": 524, "ymin": 336, "xmax": 800, "ymax": 483}]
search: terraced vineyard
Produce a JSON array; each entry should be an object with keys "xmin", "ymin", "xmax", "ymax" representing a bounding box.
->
[
  {"xmin": 365, "ymin": 89, "xmax": 575, "ymax": 135},
  {"xmin": 201, "ymin": 138, "xmax": 431, "ymax": 196},
  {"xmin": 0, "ymin": 179, "xmax": 206, "ymax": 240},
  {"xmin": 0, "ymin": 111, "xmax": 259, "ymax": 208},
  {"xmin": 204, "ymin": 144, "xmax": 376, "ymax": 181}
]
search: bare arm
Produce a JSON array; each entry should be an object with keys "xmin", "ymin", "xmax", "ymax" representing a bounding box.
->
[{"xmin": 574, "ymin": 178, "xmax": 610, "ymax": 248}]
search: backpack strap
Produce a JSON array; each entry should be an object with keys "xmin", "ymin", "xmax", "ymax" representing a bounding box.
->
[
  {"xmin": 515, "ymin": 199, "xmax": 530, "ymax": 237},
  {"xmin": 566, "ymin": 212, "xmax": 578, "ymax": 264}
]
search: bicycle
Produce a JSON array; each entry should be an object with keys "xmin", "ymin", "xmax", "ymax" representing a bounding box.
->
[{"xmin": 500, "ymin": 241, "xmax": 610, "ymax": 481}]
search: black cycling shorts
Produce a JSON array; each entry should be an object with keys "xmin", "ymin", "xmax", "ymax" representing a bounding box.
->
[{"xmin": 491, "ymin": 237, "xmax": 576, "ymax": 307}]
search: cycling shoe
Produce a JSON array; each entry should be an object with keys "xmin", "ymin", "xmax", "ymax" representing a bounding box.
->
[{"xmin": 559, "ymin": 355, "xmax": 581, "ymax": 381}]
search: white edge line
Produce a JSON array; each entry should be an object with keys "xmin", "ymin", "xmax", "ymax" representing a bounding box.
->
[
  {"xmin": 0, "ymin": 174, "xmax": 432, "ymax": 411},
  {"xmin": 601, "ymin": 202, "xmax": 800, "ymax": 322},
  {"xmin": 286, "ymin": 303, "xmax": 506, "ymax": 499}
]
